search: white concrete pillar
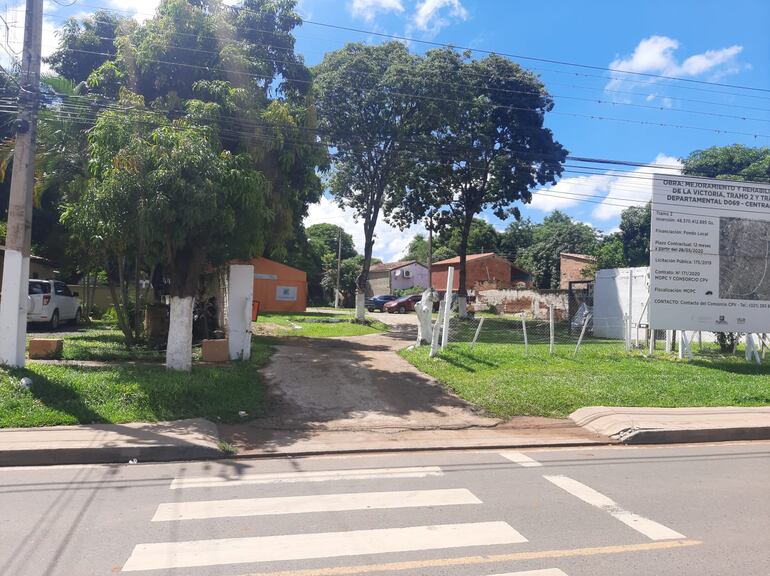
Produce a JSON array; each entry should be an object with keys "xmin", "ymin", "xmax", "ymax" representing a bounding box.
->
[
  {"xmin": 228, "ymin": 264, "xmax": 253, "ymax": 361},
  {"xmin": 0, "ymin": 250, "xmax": 30, "ymax": 367},
  {"xmin": 166, "ymin": 296, "xmax": 194, "ymax": 371}
]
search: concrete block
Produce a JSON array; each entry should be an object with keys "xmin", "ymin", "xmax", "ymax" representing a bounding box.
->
[
  {"xmin": 28, "ymin": 338, "xmax": 63, "ymax": 360},
  {"xmin": 202, "ymin": 339, "xmax": 229, "ymax": 363}
]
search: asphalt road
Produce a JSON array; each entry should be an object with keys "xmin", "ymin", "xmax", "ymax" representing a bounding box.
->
[{"xmin": 1, "ymin": 442, "xmax": 768, "ymax": 576}]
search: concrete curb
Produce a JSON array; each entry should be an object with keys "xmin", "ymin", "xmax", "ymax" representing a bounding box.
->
[
  {"xmin": 570, "ymin": 406, "xmax": 770, "ymax": 445},
  {"xmin": 0, "ymin": 418, "xmax": 224, "ymax": 467},
  {"xmin": 621, "ymin": 426, "xmax": 770, "ymax": 444}
]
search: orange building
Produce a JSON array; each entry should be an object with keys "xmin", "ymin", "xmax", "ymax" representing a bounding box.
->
[{"xmin": 247, "ymin": 257, "xmax": 307, "ymax": 313}]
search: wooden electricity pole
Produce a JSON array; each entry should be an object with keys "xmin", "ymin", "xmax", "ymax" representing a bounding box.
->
[{"xmin": 0, "ymin": 0, "xmax": 43, "ymax": 367}]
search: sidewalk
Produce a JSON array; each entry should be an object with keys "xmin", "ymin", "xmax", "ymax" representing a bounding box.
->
[
  {"xmin": 571, "ymin": 406, "xmax": 770, "ymax": 444},
  {"xmin": 0, "ymin": 419, "xmax": 222, "ymax": 466}
]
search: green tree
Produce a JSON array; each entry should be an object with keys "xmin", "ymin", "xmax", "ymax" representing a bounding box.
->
[
  {"xmin": 313, "ymin": 42, "xmax": 423, "ymax": 319},
  {"xmin": 500, "ymin": 217, "xmax": 534, "ymax": 263},
  {"xmin": 681, "ymin": 144, "xmax": 770, "ymax": 182},
  {"xmin": 60, "ymin": 0, "xmax": 324, "ymax": 367},
  {"xmin": 306, "ymin": 223, "xmax": 357, "ymax": 261},
  {"xmin": 619, "ymin": 203, "xmax": 651, "ymax": 267},
  {"xmin": 517, "ymin": 212, "xmax": 598, "ymax": 289},
  {"xmin": 404, "ymin": 234, "xmax": 429, "ymax": 265},
  {"xmin": 391, "ymin": 49, "xmax": 566, "ymax": 311},
  {"xmin": 45, "ymin": 11, "xmax": 134, "ymax": 85},
  {"xmin": 594, "ymin": 234, "xmax": 625, "ymax": 270},
  {"xmin": 436, "ymin": 218, "xmax": 501, "ymax": 257}
]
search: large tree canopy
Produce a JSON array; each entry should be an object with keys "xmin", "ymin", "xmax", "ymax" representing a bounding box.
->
[
  {"xmin": 390, "ymin": 49, "xmax": 566, "ymax": 307},
  {"xmin": 681, "ymin": 144, "xmax": 770, "ymax": 182},
  {"xmin": 313, "ymin": 41, "xmax": 424, "ymax": 318},
  {"xmin": 54, "ymin": 0, "xmax": 325, "ymax": 368}
]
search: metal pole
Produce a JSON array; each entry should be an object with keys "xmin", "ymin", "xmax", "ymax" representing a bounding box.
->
[
  {"xmin": 521, "ymin": 312, "xmax": 528, "ymax": 355},
  {"xmin": 470, "ymin": 317, "xmax": 485, "ymax": 348},
  {"xmin": 0, "ymin": 0, "xmax": 43, "ymax": 368},
  {"xmin": 334, "ymin": 230, "xmax": 342, "ymax": 308}
]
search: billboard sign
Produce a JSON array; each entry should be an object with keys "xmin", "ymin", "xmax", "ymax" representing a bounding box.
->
[{"xmin": 649, "ymin": 173, "xmax": 770, "ymax": 333}]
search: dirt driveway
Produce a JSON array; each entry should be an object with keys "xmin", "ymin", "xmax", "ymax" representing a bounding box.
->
[{"xmin": 244, "ymin": 323, "xmax": 500, "ymax": 433}]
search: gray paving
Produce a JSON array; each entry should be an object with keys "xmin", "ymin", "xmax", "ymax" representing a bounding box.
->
[{"xmin": 1, "ymin": 442, "xmax": 768, "ymax": 576}]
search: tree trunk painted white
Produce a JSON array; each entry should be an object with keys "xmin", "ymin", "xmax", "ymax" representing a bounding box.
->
[
  {"xmin": 441, "ymin": 267, "xmax": 454, "ymax": 350},
  {"xmin": 457, "ymin": 295, "xmax": 467, "ymax": 319},
  {"xmin": 355, "ymin": 292, "xmax": 366, "ymax": 320},
  {"xmin": 415, "ymin": 288, "xmax": 435, "ymax": 345},
  {"xmin": 166, "ymin": 296, "xmax": 194, "ymax": 371}
]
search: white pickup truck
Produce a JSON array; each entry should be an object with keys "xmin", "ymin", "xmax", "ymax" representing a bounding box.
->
[{"xmin": 27, "ymin": 279, "xmax": 82, "ymax": 329}]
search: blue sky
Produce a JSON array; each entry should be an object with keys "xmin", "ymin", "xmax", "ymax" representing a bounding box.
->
[{"xmin": 5, "ymin": 0, "xmax": 770, "ymax": 260}]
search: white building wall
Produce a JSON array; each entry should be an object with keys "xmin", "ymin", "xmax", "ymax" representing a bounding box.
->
[{"xmin": 593, "ymin": 267, "xmax": 650, "ymax": 339}]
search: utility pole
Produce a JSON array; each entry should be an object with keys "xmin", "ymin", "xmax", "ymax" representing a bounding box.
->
[
  {"xmin": 334, "ymin": 230, "xmax": 342, "ymax": 308},
  {"xmin": 0, "ymin": 0, "xmax": 43, "ymax": 368}
]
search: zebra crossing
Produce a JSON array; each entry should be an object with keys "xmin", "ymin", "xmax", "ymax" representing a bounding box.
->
[{"xmin": 121, "ymin": 452, "xmax": 687, "ymax": 574}]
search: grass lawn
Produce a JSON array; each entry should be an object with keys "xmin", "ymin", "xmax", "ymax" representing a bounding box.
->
[
  {"xmin": 0, "ymin": 337, "xmax": 275, "ymax": 428},
  {"xmin": 255, "ymin": 311, "xmax": 388, "ymax": 338},
  {"xmin": 401, "ymin": 340, "xmax": 770, "ymax": 419}
]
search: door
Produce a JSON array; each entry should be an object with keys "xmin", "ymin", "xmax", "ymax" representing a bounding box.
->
[{"xmin": 54, "ymin": 282, "xmax": 76, "ymax": 320}]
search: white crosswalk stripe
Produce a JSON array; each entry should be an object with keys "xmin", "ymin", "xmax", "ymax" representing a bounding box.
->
[
  {"xmin": 169, "ymin": 465, "xmax": 443, "ymax": 489},
  {"xmin": 544, "ymin": 475, "xmax": 686, "ymax": 541},
  {"xmin": 122, "ymin": 521, "xmax": 528, "ymax": 572},
  {"xmin": 499, "ymin": 451, "xmax": 543, "ymax": 467},
  {"xmin": 152, "ymin": 488, "xmax": 481, "ymax": 521}
]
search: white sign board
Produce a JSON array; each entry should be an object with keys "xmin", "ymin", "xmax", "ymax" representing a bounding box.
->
[{"xmin": 649, "ymin": 173, "xmax": 770, "ymax": 332}]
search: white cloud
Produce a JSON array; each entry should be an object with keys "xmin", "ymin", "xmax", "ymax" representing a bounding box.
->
[
  {"xmin": 105, "ymin": 0, "xmax": 161, "ymax": 22},
  {"xmin": 305, "ymin": 195, "xmax": 426, "ymax": 262},
  {"xmin": 530, "ymin": 173, "xmax": 614, "ymax": 212},
  {"xmin": 605, "ymin": 36, "xmax": 744, "ymax": 96},
  {"xmin": 530, "ymin": 154, "xmax": 683, "ymax": 222},
  {"xmin": 3, "ymin": 3, "xmax": 58, "ymax": 73},
  {"xmin": 348, "ymin": 0, "xmax": 404, "ymax": 22},
  {"xmin": 412, "ymin": 0, "xmax": 467, "ymax": 35},
  {"xmin": 592, "ymin": 153, "xmax": 682, "ymax": 221}
]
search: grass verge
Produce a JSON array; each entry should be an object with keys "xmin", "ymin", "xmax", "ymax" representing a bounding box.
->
[
  {"xmin": 255, "ymin": 311, "xmax": 388, "ymax": 338},
  {"xmin": 401, "ymin": 340, "xmax": 770, "ymax": 419},
  {"xmin": 0, "ymin": 337, "xmax": 276, "ymax": 428}
]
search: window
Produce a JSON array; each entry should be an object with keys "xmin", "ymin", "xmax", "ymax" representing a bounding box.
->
[
  {"xmin": 28, "ymin": 281, "xmax": 51, "ymax": 295},
  {"xmin": 54, "ymin": 282, "xmax": 72, "ymax": 297}
]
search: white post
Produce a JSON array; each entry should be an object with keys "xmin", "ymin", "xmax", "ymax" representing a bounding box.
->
[
  {"xmin": 521, "ymin": 312, "xmax": 528, "ymax": 355},
  {"xmin": 441, "ymin": 266, "xmax": 454, "ymax": 350},
  {"xmin": 430, "ymin": 300, "xmax": 445, "ymax": 358},
  {"xmin": 548, "ymin": 304, "xmax": 555, "ymax": 355},
  {"xmin": 665, "ymin": 330, "xmax": 673, "ymax": 353},
  {"xmin": 227, "ymin": 264, "xmax": 253, "ymax": 361},
  {"xmin": 745, "ymin": 334, "xmax": 761, "ymax": 364},
  {"xmin": 648, "ymin": 327, "xmax": 655, "ymax": 356},
  {"xmin": 678, "ymin": 331, "xmax": 692, "ymax": 360},
  {"xmin": 627, "ymin": 269, "xmax": 634, "ymax": 348},
  {"xmin": 697, "ymin": 331, "xmax": 702, "ymax": 352},
  {"xmin": 0, "ymin": 0, "xmax": 43, "ymax": 368},
  {"xmin": 623, "ymin": 314, "xmax": 631, "ymax": 352},
  {"xmin": 470, "ymin": 317, "xmax": 485, "ymax": 348},
  {"xmin": 574, "ymin": 313, "xmax": 592, "ymax": 356},
  {"xmin": 166, "ymin": 296, "xmax": 195, "ymax": 371}
]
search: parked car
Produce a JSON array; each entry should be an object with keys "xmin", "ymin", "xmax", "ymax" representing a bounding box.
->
[
  {"xmin": 27, "ymin": 279, "xmax": 81, "ymax": 329},
  {"xmin": 384, "ymin": 294, "xmax": 422, "ymax": 314},
  {"xmin": 365, "ymin": 294, "xmax": 397, "ymax": 312}
]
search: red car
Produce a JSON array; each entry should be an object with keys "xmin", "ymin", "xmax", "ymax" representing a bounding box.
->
[{"xmin": 384, "ymin": 294, "xmax": 422, "ymax": 314}]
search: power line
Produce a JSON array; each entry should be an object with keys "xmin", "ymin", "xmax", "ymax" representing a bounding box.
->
[
  {"xmin": 22, "ymin": 46, "xmax": 770, "ymax": 139},
  {"xmin": 20, "ymin": 2, "xmax": 770, "ymax": 103},
  {"xmin": 65, "ymin": 2, "xmax": 770, "ymax": 95}
]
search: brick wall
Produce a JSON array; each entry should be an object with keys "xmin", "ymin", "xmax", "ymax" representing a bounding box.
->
[{"xmin": 559, "ymin": 254, "xmax": 595, "ymax": 289}]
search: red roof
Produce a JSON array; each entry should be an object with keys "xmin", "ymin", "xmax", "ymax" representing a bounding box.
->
[
  {"xmin": 369, "ymin": 260, "xmax": 421, "ymax": 273},
  {"xmin": 432, "ymin": 253, "xmax": 501, "ymax": 266}
]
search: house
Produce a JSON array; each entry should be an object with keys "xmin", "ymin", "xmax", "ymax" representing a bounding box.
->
[
  {"xmin": 431, "ymin": 253, "xmax": 513, "ymax": 292},
  {"xmin": 366, "ymin": 260, "xmax": 429, "ymax": 296},
  {"xmin": 247, "ymin": 257, "xmax": 307, "ymax": 313},
  {"xmin": 559, "ymin": 252, "xmax": 596, "ymax": 289},
  {"xmin": 0, "ymin": 246, "xmax": 57, "ymax": 280}
]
